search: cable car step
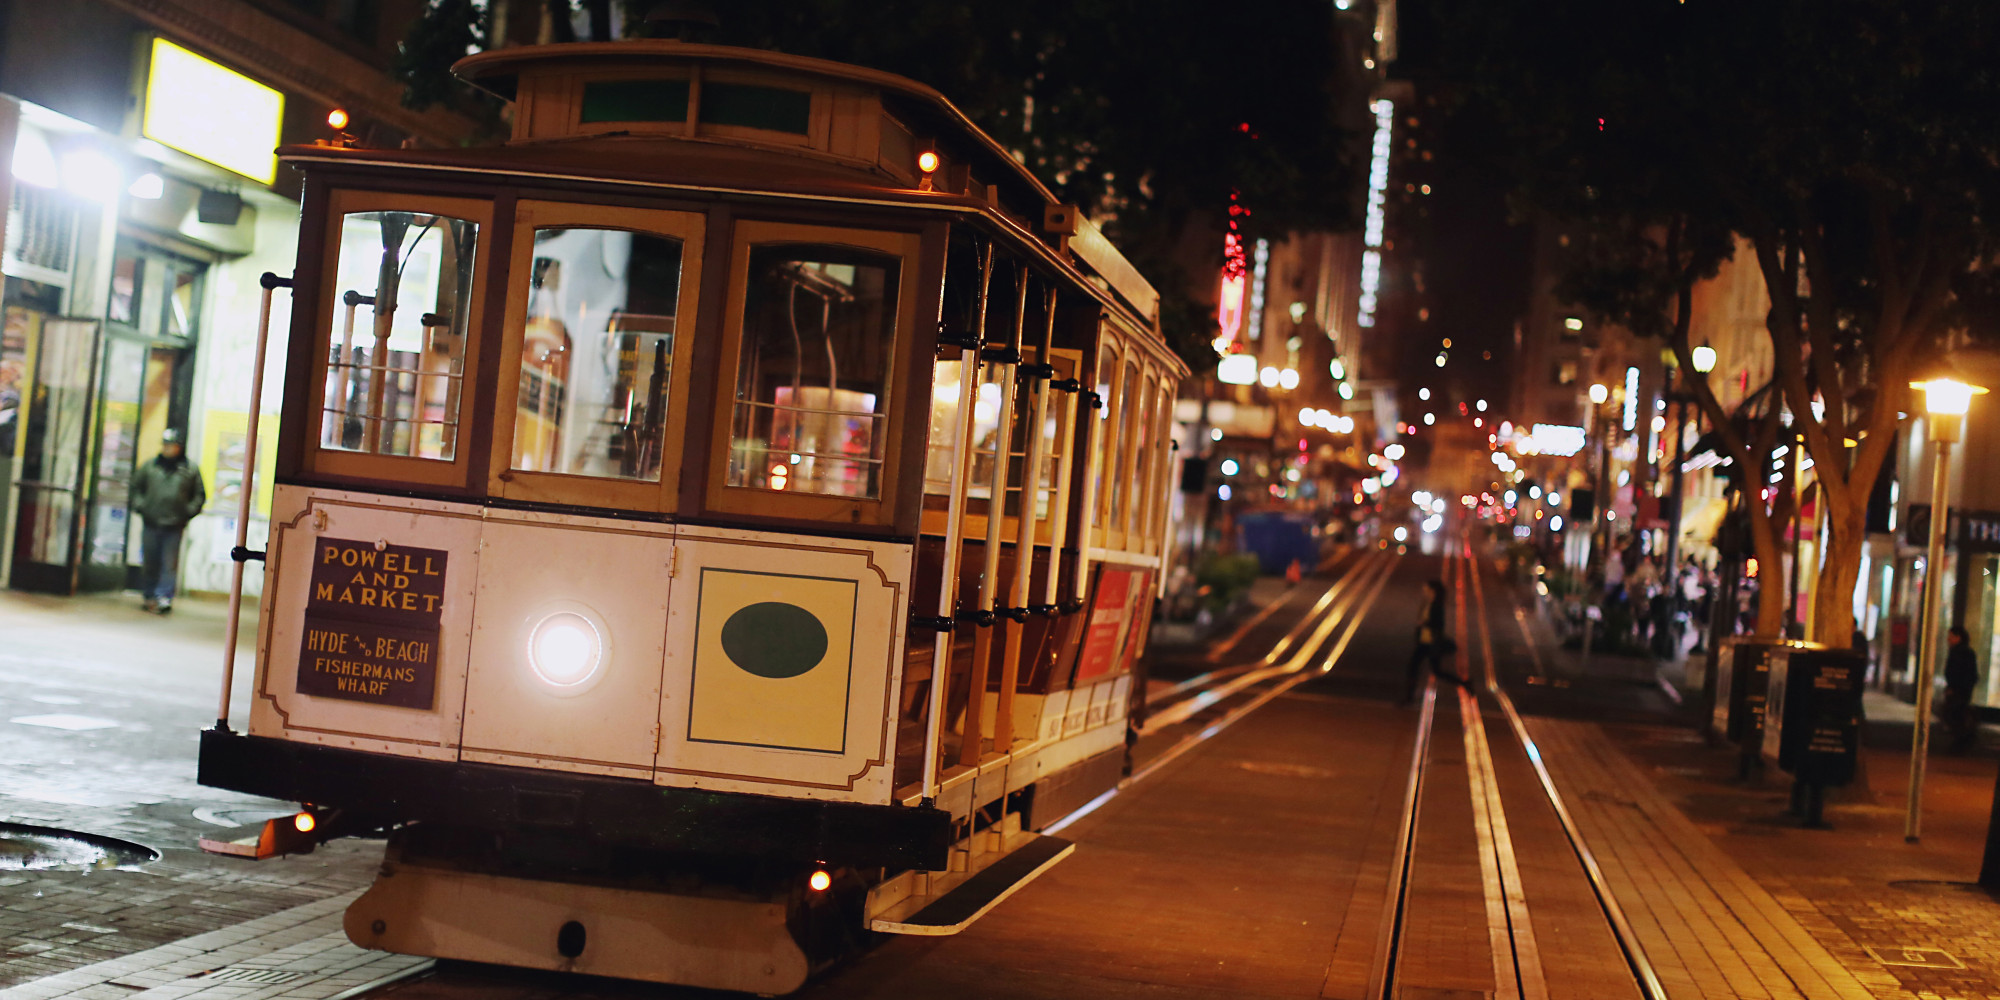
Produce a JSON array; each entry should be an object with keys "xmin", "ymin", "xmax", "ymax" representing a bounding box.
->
[
  {"xmin": 197, "ymin": 814, "xmax": 320, "ymax": 860},
  {"xmin": 868, "ymin": 832, "xmax": 1073, "ymax": 936}
]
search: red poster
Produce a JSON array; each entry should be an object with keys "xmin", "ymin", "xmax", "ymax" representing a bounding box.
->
[{"xmin": 1073, "ymin": 567, "xmax": 1136, "ymax": 684}]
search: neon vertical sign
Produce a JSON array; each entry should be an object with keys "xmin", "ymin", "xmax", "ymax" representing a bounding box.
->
[{"xmin": 1357, "ymin": 99, "xmax": 1393, "ymax": 329}]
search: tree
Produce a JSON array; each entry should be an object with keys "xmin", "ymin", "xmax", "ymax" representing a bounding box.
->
[
  {"xmin": 395, "ymin": 1, "xmax": 1364, "ymax": 372},
  {"xmin": 1427, "ymin": 0, "xmax": 2000, "ymax": 643}
]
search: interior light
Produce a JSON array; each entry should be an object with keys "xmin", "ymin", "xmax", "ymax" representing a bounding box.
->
[
  {"xmin": 917, "ymin": 150, "xmax": 940, "ymax": 174},
  {"xmin": 327, "ymin": 108, "xmax": 350, "ymax": 130},
  {"xmin": 809, "ymin": 869, "xmax": 832, "ymax": 892},
  {"xmin": 293, "ymin": 811, "xmax": 316, "ymax": 833},
  {"xmin": 9, "ymin": 126, "xmax": 58, "ymax": 189},
  {"xmin": 59, "ymin": 148, "xmax": 123, "ymax": 203},
  {"xmin": 128, "ymin": 172, "xmax": 166, "ymax": 200},
  {"xmin": 528, "ymin": 612, "xmax": 602, "ymax": 687}
]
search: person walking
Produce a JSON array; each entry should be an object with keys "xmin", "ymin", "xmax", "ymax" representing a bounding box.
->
[
  {"xmin": 1404, "ymin": 579, "xmax": 1467, "ymax": 704},
  {"xmin": 1944, "ymin": 625, "xmax": 1982, "ymax": 754},
  {"xmin": 131, "ymin": 428, "xmax": 205, "ymax": 615}
]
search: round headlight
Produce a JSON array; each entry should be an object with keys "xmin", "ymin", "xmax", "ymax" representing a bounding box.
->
[{"xmin": 528, "ymin": 612, "xmax": 602, "ymax": 687}]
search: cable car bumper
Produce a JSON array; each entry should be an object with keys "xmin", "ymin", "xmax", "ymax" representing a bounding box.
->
[{"xmin": 198, "ymin": 730, "xmax": 951, "ymax": 870}]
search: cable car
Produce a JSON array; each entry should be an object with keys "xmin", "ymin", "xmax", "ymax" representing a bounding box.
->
[{"xmin": 196, "ymin": 39, "xmax": 1186, "ymax": 994}]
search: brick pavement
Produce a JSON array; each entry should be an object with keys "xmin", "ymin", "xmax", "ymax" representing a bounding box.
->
[
  {"xmin": 0, "ymin": 591, "xmax": 380, "ymax": 987},
  {"xmin": 1609, "ymin": 720, "xmax": 2000, "ymax": 1000}
]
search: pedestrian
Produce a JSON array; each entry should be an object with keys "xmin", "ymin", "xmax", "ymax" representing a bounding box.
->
[
  {"xmin": 131, "ymin": 428, "xmax": 206, "ymax": 615},
  {"xmin": 1943, "ymin": 625, "xmax": 1982, "ymax": 754},
  {"xmin": 1404, "ymin": 579, "xmax": 1467, "ymax": 704}
]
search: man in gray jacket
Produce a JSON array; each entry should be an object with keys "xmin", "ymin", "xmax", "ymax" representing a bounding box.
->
[{"xmin": 131, "ymin": 429, "xmax": 205, "ymax": 614}]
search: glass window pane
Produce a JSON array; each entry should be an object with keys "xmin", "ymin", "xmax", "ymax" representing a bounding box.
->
[
  {"xmin": 509, "ymin": 228, "xmax": 683, "ymax": 481},
  {"xmin": 1109, "ymin": 359, "xmax": 1139, "ymax": 529},
  {"xmin": 321, "ymin": 211, "xmax": 478, "ymax": 462},
  {"xmin": 728, "ymin": 245, "xmax": 899, "ymax": 499}
]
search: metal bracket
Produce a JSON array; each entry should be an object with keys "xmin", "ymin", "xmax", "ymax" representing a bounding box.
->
[
  {"xmin": 262, "ymin": 273, "xmax": 295, "ymax": 291},
  {"xmin": 1030, "ymin": 603, "xmax": 1060, "ymax": 618},
  {"xmin": 1060, "ymin": 597, "xmax": 1087, "ymax": 614},
  {"xmin": 1049, "ymin": 378, "xmax": 1083, "ymax": 393},
  {"xmin": 999, "ymin": 606, "xmax": 1031, "ymax": 624},
  {"xmin": 936, "ymin": 323, "xmax": 981, "ymax": 352},
  {"xmin": 230, "ymin": 546, "xmax": 267, "ymax": 563},
  {"xmin": 979, "ymin": 345, "xmax": 1021, "ymax": 365},
  {"xmin": 1081, "ymin": 390, "xmax": 1104, "ymax": 410},
  {"xmin": 1017, "ymin": 362, "xmax": 1055, "ymax": 382},
  {"xmin": 911, "ymin": 615, "xmax": 956, "ymax": 632},
  {"xmin": 966, "ymin": 609, "xmax": 998, "ymax": 627}
]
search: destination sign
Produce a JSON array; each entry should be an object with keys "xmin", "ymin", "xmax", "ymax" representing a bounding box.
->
[{"xmin": 297, "ymin": 537, "xmax": 447, "ymax": 709}]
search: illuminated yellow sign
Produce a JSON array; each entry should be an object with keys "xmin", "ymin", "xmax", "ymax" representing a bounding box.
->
[{"xmin": 142, "ymin": 38, "xmax": 284, "ymax": 185}]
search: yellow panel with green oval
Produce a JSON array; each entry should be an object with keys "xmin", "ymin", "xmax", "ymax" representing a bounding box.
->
[{"xmin": 686, "ymin": 568, "xmax": 857, "ymax": 753}]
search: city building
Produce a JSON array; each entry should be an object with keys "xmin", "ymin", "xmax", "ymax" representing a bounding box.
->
[{"xmin": 0, "ymin": 0, "xmax": 477, "ymax": 596}]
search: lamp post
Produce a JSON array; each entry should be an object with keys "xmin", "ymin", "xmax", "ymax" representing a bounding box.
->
[
  {"xmin": 1664, "ymin": 346, "xmax": 1717, "ymax": 586},
  {"xmin": 1908, "ymin": 375, "xmax": 1986, "ymax": 842}
]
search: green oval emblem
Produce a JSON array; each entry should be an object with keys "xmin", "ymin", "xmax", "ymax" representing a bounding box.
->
[{"xmin": 720, "ymin": 602, "xmax": 828, "ymax": 679}]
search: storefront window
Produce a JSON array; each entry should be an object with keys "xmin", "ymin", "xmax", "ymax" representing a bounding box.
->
[
  {"xmin": 727, "ymin": 245, "xmax": 898, "ymax": 498},
  {"xmin": 321, "ymin": 210, "xmax": 478, "ymax": 462},
  {"xmin": 509, "ymin": 228, "xmax": 684, "ymax": 482}
]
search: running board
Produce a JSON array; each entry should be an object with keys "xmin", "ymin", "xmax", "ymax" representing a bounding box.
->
[{"xmin": 868, "ymin": 833, "xmax": 1073, "ymax": 936}]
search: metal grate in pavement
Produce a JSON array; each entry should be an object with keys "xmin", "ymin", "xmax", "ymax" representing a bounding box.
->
[
  {"xmin": 201, "ymin": 968, "xmax": 307, "ymax": 985},
  {"xmin": 1864, "ymin": 946, "xmax": 1965, "ymax": 970}
]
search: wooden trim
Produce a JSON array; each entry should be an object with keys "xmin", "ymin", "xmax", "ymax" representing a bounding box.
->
[
  {"xmin": 484, "ymin": 200, "xmax": 707, "ymax": 513},
  {"xmin": 464, "ymin": 192, "xmax": 517, "ymax": 492},
  {"xmin": 275, "ymin": 179, "xmax": 332, "ymax": 483},
  {"xmin": 702, "ymin": 220, "xmax": 924, "ymax": 527},
  {"xmin": 303, "ymin": 190, "xmax": 495, "ymax": 489},
  {"xmin": 891, "ymin": 221, "xmax": 950, "ymax": 537}
]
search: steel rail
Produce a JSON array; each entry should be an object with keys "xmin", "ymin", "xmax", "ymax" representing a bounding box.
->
[{"xmin": 1467, "ymin": 544, "xmax": 1668, "ymax": 1000}]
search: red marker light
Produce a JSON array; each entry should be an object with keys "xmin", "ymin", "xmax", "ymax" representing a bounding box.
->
[
  {"xmin": 917, "ymin": 150, "xmax": 939, "ymax": 174},
  {"xmin": 327, "ymin": 108, "xmax": 349, "ymax": 131}
]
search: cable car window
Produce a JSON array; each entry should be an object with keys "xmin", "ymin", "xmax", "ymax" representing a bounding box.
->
[
  {"xmin": 700, "ymin": 82, "xmax": 811, "ymax": 135},
  {"xmin": 924, "ymin": 350, "xmax": 1073, "ymax": 520},
  {"xmin": 1091, "ymin": 346, "xmax": 1121, "ymax": 530},
  {"xmin": 508, "ymin": 229, "xmax": 684, "ymax": 482},
  {"xmin": 580, "ymin": 79, "xmax": 689, "ymax": 124},
  {"xmin": 1126, "ymin": 371, "xmax": 1155, "ymax": 535},
  {"xmin": 1107, "ymin": 358, "xmax": 1140, "ymax": 531},
  {"xmin": 321, "ymin": 210, "xmax": 478, "ymax": 462},
  {"xmin": 727, "ymin": 245, "xmax": 899, "ymax": 499}
]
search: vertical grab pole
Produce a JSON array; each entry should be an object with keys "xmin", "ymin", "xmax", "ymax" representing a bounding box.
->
[
  {"xmin": 961, "ymin": 265, "xmax": 1026, "ymax": 768},
  {"xmin": 922, "ymin": 242, "xmax": 993, "ymax": 803},
  {"xmin": 997, "ymin": 283, "xmax": 1055, "ymax": 752},
  {"xmin": 217, "ymin": 272, "xmax": 290, "ymax": 731},
  {"xmin": 1073, "ymin": 329, "xmax": 1108, "ymax": 614}
]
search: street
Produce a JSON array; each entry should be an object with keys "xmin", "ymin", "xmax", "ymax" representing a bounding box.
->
[{"xmin": 7, "ymin": 547, "xmax": 2000, "ymax": 999}]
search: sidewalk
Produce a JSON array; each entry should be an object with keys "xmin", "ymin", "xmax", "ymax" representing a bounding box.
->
[
  {"xmin": 0, "ymin": 589, "xmax": 379, "ymax": 988},
  {"xmin": 1502, "ymin": 576, "xmax": 2000, "ymax": 999}
]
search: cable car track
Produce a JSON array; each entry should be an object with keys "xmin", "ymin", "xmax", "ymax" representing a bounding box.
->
[{"xmin": 1371, "ymin": 543, "xmax": 1662, "ymax": 1000}]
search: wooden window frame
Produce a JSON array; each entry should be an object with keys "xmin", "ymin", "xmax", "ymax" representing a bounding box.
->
[
  {"xmin": 704, "ymin": 220, "xmax": 923, "ymax": 527},
  {"xmin": 485, "ymin": 200, "xmax": 706, "ymax": 512},
  {"xmin": 304, "ymin": 190, "xmax": 493, "ymax": 488}
]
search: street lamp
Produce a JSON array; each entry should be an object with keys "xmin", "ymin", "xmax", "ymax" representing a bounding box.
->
[{"xmin": 1908, "ymin": 374, "xmax": 1987, "ymax": 842}]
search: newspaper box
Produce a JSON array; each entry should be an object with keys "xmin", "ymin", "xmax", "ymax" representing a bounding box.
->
[{"xmin": 1761, "ymin": 646, "xmax": 1864, "ymax": 786}]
